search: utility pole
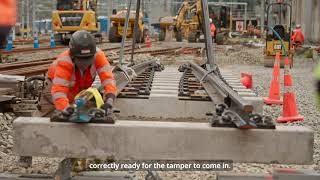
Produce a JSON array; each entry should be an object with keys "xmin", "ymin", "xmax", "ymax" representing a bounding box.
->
[
  {"xmin": 32, "ymin": 0, "xmax": 36, "ymax": 33},
  {"xmin": 26, "ymin": 0, "xmax": 30, "ymax": 38},
  {"xmin": 130, "ymin": 0, "xmax": 141, "ymax": 63},
  {"xmin": 52, "ymin": 0, "xmax": 55, "ymax": 10},
  {"xmin": 110, "ymin": 0, "xmax": 114, "ymax": 15},
  {"xmin": 261, "ymin": 0, "xmax": 265, "ymax": 32},
  {"xmin": 164, "ymin": 0, "xmax": 167, "ymax": 11},
  {"xmin": 21, "ymin": 0, "xmax": 25, "ymax": 38},
  {"xmin": 119, "ymin": 0, "xmax": 133, "ymax": 65},
  {"xmin": 201, "ymin": 0, "xmax": 216, "ymax": 70},
  {"xmin": 304, "ymin": 0, "xmax": 312, "ymax": 44},
  {"xmin": 141, "ymin": 0, "xmax": 144, "ymax": 16}
]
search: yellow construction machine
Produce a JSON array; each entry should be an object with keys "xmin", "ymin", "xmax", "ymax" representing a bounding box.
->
[
  {"xmin": 109, "ymin": 10, "xmax": 146, "ymax": 43},
  {"xmin": 264, "ymin": 1, "xmax": 293, "ymax": 67},
  {"xmin": 159, "ymin": 0, "xmax": 231, "ymax": 44},
  {"xmin": 52, "ymin": 0, "xmax": 101, "ymax": 44},
  {"xmin": 159, "ymin": 0, "xmax": 191, "ymax": 42},
  {"xmin": 159, "ymin": 16, "xmax": 176, "ymax": 41}
]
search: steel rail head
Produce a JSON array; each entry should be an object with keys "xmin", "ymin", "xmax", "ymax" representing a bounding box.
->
[
  {"xmin": 185, "ymin": 62, "xmax": 276, "ymax": 129},
  {"xmin": 187, "ymin": 61, "xmax": 253, "ymax": 113}
]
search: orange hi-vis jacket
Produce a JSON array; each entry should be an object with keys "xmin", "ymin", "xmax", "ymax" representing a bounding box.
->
[
  {"xmin": 48, "ymin": 48, "xmax": 117, "ymax": 111},
  {"xmin": 0, "ymin": 0, "xmax": 17, "ymax": 26},
  {"xmin": 291, "ymin": 29, "xmax": 304, "ymax": 44},
  {"xmin": 210, "ymin": 23, "xmax": 216, "ymax": 37}
]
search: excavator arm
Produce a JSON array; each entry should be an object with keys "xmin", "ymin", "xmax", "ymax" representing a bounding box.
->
[{"xmin": 175, "ymin": 1, "xmax": 191, "ymax": 29}]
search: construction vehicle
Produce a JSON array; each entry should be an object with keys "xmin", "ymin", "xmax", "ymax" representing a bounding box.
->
[
  {"xmin": 159, "ymin": 0, "xmax": 231, "ymax": 44},
  {"xmin": 159, "ymin": 0, "xmax": 191, "ymax": 42},
  {"xmin": 159, "ymin": 16, "xmax": 175, "ymax": 41},
  {"xmin": 264, "ymin": 1, "xmax": 293, "ymax": 68},
  {"xmin": 52, "ymin": 0, "xmax": 101, "ymax": 44},
  {"xmin": 109, "ymin": 9, "xmax": 147, "ymax": 43},
  {"xmin": 173, "ymin": 0, "xmax": 191, "ymax": 42}
]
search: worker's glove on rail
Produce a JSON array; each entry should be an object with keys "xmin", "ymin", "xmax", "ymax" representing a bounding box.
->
[
  {"xmin": 102, "ymin": 94, "xmax": 116, "ymax": 124},
  {"xmin": 50, "ymin": 106, "xmax": 76, "ymax": 122},
  {"xmin": 63, "ymin": 106, "xmax": 76, "ymax": 117}
]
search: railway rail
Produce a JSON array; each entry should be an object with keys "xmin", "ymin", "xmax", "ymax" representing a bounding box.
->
[
  {"xmin": 0, "ymin": 47, "xmax": 190, "ymax": 76},
  {"xmin": 0, "ymin": 46, "xmax": 66, "ymax": 55},
  {"xmin": 0, "ymin": 40, "xmax": 131, "ymax": 55}
]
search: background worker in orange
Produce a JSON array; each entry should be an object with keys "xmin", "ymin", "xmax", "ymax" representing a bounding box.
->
[
  {"xmin": 209, "ymin": 18, "xmax": 216, "ymax": 41},
  {"xmin": 0, "ymin": 0, "xmax": 16, "ymax": 49},
  {"xmin": 291, "ymin": 24, "xmax": 305, "ymax": 46},
  {"xmin": 47, "ymin": 30, "xmax": 117, "ymax": 119}
]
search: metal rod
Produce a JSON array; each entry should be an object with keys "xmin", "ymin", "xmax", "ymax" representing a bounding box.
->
[
  {"xmin": 229, "ymin": 4, "xmax": 232, "ymax": 32},
  {"xmin": 52, "ymin": 0, "xmax": 55, "ymax": 10},
  {"xmin": 119, "ymin": 0, "xmax": 133, "ymax": 65},
  {"xmin": 21, "ymin": 0, "xmax": 25, "ymax": 38},
  {"xmin": 141, "ymin": 0, "xmax": 145, "ymax": 16},
  {"xmin": 200, "ymin": 0, "xmax": 215, "ymax": 70},
  {"xmin": 244, "ymin": 3, "xmax": 247, "ymax": 31},
  {"xmin": 261, "ymin": 0, "xmax": 265, "ymax": 32},
  {"xmin": 279, "ymin": 3, "xmax": 282, "ymax": 24},
  {"xmin": 130, "ymin": 0, "xmax": 141, "ymax": 63},
  {"xmin": 207, "ymin": 2, "xmax": 248, "ymax": 6},
  {"xmin": 26, "ymin": 0, "xmax": 30, "ymax": 38},
  {"xmin": 32, "ymin": 0, "xmax": 36, "ymax": 33},
  {"xmin": 304, "ymin": 0, "xmax": 312, "ymax": 44}
]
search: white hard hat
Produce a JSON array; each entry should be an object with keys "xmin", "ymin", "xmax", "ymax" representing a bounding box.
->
[
  {"xmin": 209, "ymin": 18, "xmax": 212, "ymax": 23},
  {"xmin": 296, "ymin": 24, "xmax": 301, "ymax": 28}
]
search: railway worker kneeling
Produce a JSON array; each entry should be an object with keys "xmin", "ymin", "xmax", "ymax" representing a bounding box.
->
[
  {"xmin": 35, "ymin": 30, "xmax": 117, "ymax": 121},
  {"xmin": 20, "ymin": 30, "xmax": 117, "ymax": 168}
]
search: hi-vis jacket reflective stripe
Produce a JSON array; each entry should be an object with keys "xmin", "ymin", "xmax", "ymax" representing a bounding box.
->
[
  {"xmin": 0, "ymin": 0, "xmax": 16, "ymax": 26},
  {"xmin": 48, "ymin": 48, "xmax": 116, "ymax": 111}
]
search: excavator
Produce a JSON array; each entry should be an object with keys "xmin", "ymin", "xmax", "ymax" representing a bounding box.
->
[
  {"xmin": 108, "ymin": 9, "xmax": 147, "ymax": 43},
  {"xmin": 159, "ymin": 0, "xmax": 230, "ymax": 44},
  {"xmin": 52, "ymin": 0, "xmax": 101, "ymax": 44},
  {"xmin": 159, "ymin": 0, "xmax": 191, "ymax": 42}
]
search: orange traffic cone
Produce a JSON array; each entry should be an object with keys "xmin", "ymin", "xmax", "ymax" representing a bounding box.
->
[
  {"xmin": 146, "ymin": 35, "xmax": 151, "ymax": 48},
  {"xmin": 277, "ymin": 57, "xmax": 304, "ymax": 123},
  {"xmin": 264, "ymin": 52, "xmax": 283, "ymax": 105},
  {"xmin": 240, "ymin": 73, "xmax": 252, "ymax": 89}
]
